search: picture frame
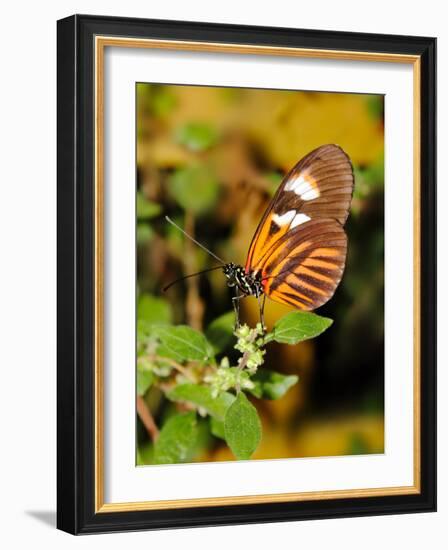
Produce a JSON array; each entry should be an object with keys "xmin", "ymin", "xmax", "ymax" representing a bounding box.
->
[{"xmin": 57, "ymin": 14, "xmax": 436, "ymax": 534}]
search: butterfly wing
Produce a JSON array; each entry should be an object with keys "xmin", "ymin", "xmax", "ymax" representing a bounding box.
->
[
  {"xmin": 245, "ymin": 144, "xmax": 354, "ymax": 275},
  {"xmin": 260, "ymin": 219, "xmax": 347, "ymax": 310}
]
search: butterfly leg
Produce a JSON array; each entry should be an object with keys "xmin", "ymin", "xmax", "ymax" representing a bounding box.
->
[
  {"xmin": 232, "ymin": 288, "xmax": 249, "ymax": 329},
  {"xmin": 257, "ymin": 294, "xmax": 267, "ymax": 333},
  {"xmin": 232, "ymin": 287, "xmax": 241, "ymax": 329}
]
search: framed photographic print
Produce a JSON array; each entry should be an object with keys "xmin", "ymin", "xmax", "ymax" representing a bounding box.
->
[{"xmin": 57, "ymin": 14, "xmax": 436, "ymax": 534}]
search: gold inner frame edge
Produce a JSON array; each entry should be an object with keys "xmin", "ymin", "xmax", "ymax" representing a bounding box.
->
[{"xmin": 94, "ymin": 35, "xmax": 421, "ymax": 513}]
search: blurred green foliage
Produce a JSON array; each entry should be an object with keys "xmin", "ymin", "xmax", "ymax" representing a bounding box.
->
[
  {"xmin": 175, "ymin": 122, "xmax": 219, "ymax": 152},
  {"xmin": 169, "ymin": 165, "xmax": 220, "ymax": 215},
  {"xmin": 138, "ymin": 294, "xmax": 172, "ymax": 325}
]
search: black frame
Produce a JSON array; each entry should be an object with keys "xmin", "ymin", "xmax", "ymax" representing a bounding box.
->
[{"xmin": 57, "ymin": 14, "xmax": 436, "ymax": 534}]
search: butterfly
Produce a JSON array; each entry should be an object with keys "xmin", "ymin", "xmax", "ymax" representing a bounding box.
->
[{"xmin": 164, "ymin": 144, "xmax": 354, "ymax": 328}]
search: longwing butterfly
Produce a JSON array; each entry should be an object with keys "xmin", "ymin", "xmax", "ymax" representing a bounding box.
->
[{"xmin": 165, "ymin": 144, "xmax": 354, "ymax": 327}]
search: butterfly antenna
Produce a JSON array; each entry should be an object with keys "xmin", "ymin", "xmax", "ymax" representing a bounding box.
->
[
  {"xmin": 164, "ymin": 215, "xmax": 226, "ymax": 264},
  {"xmin": 162, "ymin": 266, "xmax": 224, "ymax": 292}
]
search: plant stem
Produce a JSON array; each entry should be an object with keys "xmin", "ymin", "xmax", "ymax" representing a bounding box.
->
[
  {"xmin": 237, "ymin": 331, "xmax": 259, "ymax": 371},
  {"xmin": 152, "ymin": 354, "xmax": 197, "ymax": 382},
  {"xmin": 235, "ymin": 330, "xmax": 261, "ymax": 392},
  {"xmin": 184, "ymin": 210, "xmax": 205, "ymax": 331},
  {"xmin": 136, "ymin": 396, "xmax": 160, "ymax": 442}
]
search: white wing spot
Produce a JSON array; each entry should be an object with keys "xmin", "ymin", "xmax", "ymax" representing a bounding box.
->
[
  {"xmin": 301, "ymin": 188, "xmax": 320, "ymax": 201},
  {"xmin": 291, "ymin": 213, "xmax": 311, "ymax": 228},
  {"xmin": 272, "ymin": 210, "xmax": 296, "ymax": 226},
  {"xmin": 284, "ymin": 173, "xmax": 320, "ymax": 201}
]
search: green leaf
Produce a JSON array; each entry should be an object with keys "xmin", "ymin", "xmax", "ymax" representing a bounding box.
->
[
  {"xmin": 137, "ymin": 191, "xmax": 161, "ymax": 220},
  {"xmin": 154, "ymin": 325, "xmax": 214, "ymax": 362},
  {"xmin": 205, "ymin": 311, "xmax": 235, "ymax": 353},
  {"xmin": 363, "ymin": 154, "xmax": 384, "ymax": 187},
  {"xmin": 151, "ymin": 88, "xmax": 177, "ymax": 117},
  {"xmin": 137, "ymin": 222, "xmax": 153, "ymax": 244},
  {"xmin": 137, "ymin": 294, "xmax": 172, "ymax": 325},
  {"xmin": 249, "ymin": 369, "xmax": 299, "ymax": 400},
  {"xmin": 137, "ymin": 84, "xmax": 177, "ymax": 118},
  {"xmin": 265, "ymin": 171, "xmax": 283, "ymax": 196},
  {"xmin": 137, "ymin": 369, "xmax": 154, "ymax": 396},
  {"xmin": 169, "ymin": 165, "xmax": 219, "ymax": 215},
  {"xmin": 347, "ymin": 433, "xmax": 369, "ymax": 455},
  {"xmin": 266, "ymin": 311, "xmax": 333, "ymax": 345},
  {"xmin": 210, "ymin": 416, "xmax": 226, "ymax": 440},
  {"xmin": 167, "ymin": 384, "xmax": 235, "ymax": 420},
  {"xmin": 138, "ymin": 353, "xmax": 172, "ymax": 377},
  {"xmin": 137, "ymin": 319, "xmax": 154, "ymax": 348},
  {"xmin": 366, "ymin": 95, "xmax": 384, "ymax": 120},
  {"xmin": 153, "ymin": 412, "xmax": 199, "ymax": 465},
  {"xmin": 137, "ymin": 441, "xmax": 153, "ymax": 465},
  {"xmin": 155, "ymin": 343, "xmax": 185, "ymax": 363},
  {"xmin": 136, "ymin": 447, "xmax": 143, "ymax": 466},
  {"xmin": 224, "ymin": 392, "xmax": 261, "ymax": 460},
  {"xmin": 184, "ymin": 417, "xmax": 213, "ymax": 462},
  {"xmin": 175, "ymin": 122, "xmax": 219, "ymax": 152}
]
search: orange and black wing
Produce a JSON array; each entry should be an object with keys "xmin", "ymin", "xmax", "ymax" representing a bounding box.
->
[
  {"xmin": 245, "ymin": 144, "xmax": 353, "ymax": 276},
  {"xmin": 260, "ymin": 219, "xmax": 347, "ymax": 310}
]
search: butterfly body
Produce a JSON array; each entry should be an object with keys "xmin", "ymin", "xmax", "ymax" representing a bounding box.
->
[{"xmin": 223, "ymin": 262, "xmax": 263, "ymax": 298}]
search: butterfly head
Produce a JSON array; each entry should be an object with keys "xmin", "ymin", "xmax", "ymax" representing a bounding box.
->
[{"xmin": 222, "ymin": 262, "xmax": 239, "ymax": 287}]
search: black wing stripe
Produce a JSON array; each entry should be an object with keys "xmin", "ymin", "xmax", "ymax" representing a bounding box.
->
[{"xmin": 261, "ymin": 219, "xmax": 348, "ymax": 311}]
